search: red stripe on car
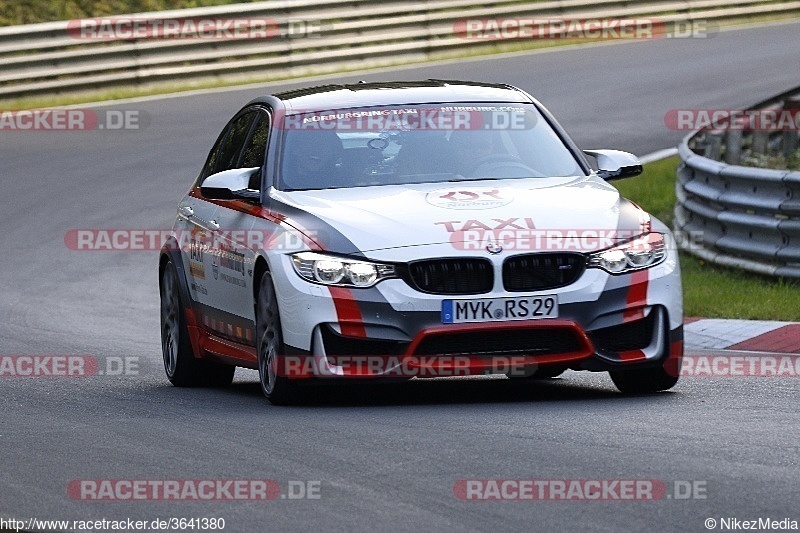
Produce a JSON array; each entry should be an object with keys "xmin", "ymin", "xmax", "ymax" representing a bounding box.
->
[
  {"xmin": 623, "ymin": 269, "xmax": 649, "ymax": 322},
  {"xmin": 188, "ymin": 187, "xmax": 321, "ymax": 250},
  {"xmin": 664, "ymin": 340, "xmax": 684, "ymax": 377},
  {"xmin": 328, "ymin": 286, "xmax": 367, "ymax": 338},
  {"xmin": 189, "ymin": 187, "xmax": 369, "ymax": 340},
  {"xmin": 617, "ymin": 349, "xmax": 647, "ymax": 362}
]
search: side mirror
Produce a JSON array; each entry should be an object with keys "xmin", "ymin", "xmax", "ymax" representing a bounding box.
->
[
  {"xmin": 201, "ymin": 167, "xmax": 261, "ymax": 200},
  {"xmin": 583, "ymin": 149, "xmax": 642, "ymax": 181}
]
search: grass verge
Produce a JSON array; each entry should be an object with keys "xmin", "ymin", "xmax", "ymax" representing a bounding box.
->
[{"xmin": 614, "ymin": 156, "xmax": 800, "ymax": 321}]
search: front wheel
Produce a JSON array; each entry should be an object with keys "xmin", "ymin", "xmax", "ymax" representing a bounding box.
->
[
  {"xmin": 256, "ymin": 272, "xmax": 295, "ymax": 405},
  {"xmin": 160, "ymin": 260, "xmax": 234, "ymax": 387},
  {"xmin": 609, "ymin": 365, "xmax": 679, "ymax": 394}
]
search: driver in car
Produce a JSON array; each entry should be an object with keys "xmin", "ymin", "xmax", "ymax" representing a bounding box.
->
[{"xmin": 450, "ymin": 131, "xmax": 496, "ymax": 176}]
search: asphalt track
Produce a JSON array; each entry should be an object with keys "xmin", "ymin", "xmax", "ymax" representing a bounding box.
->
[{"xmin": 1, "ymin": 21, "xmax": 799, "ymax": 532}]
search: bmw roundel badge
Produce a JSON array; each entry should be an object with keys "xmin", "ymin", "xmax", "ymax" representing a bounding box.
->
[{"xmin": 486, "ymin": 242, "xmax": 503, "ymax": 254}]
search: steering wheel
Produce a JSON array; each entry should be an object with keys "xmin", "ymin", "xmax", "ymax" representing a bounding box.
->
[{"xmin": 468, "ymin": 154, "xmax": 542, "ymax": 178}]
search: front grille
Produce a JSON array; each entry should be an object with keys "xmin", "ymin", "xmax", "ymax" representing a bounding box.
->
[
  {"xmin": 413, "ymin": 328, "xmax": 585, "ymax": 357},
  {"xmin": 404, "ymin": 258, "xmax": 493, "ymax": 295},
  {"xmin": 503, "ymin": 253, "xmax": 585, "ymax": 292},
  {"xmin": 589, "ymin": 312, "xmax": 657, "ymax": 353}
]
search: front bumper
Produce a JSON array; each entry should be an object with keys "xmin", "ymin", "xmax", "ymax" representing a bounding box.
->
[{"xmin": 268, "ymin": 244, "xmax": 683, "ymax": 379}]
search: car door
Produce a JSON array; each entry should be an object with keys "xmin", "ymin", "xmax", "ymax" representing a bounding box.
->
[
  {"xmin": 177, "ymin": 135, "xmax": 226, "ymax": 311},
  {"xmin": 203, "ymin": 109, "xmax": 271, "ymax": 337},
  {"xmin": 179, "ymin": 110, "xmax": 257, "ymax": 325}
]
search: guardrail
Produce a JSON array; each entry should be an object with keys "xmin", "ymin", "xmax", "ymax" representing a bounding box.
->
[
  {"xmin": 1, "ymin": 0, "xmax": 800, "ymax": 100},
  {"xmin": 674, "ymin": 87, "xmax": 800, "ymax": 277}
]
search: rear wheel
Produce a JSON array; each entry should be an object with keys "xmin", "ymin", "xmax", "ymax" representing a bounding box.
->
[
  {"xmin": 609, "ymin": 365, "xmax": 679, "ymax": 393},
  {"xmin": 160, "ymin": 260, "xmax": 234, "ymax": 387},
  {"xmin": 256, "ymin": 272, "xmax": 295, "ymax": 405}
]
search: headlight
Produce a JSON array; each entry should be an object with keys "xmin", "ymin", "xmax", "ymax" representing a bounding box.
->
[
  {"xmin": 587, "ymin": 233, "xmax": 666, "ymax": 274},
  {"xmin": 291, "ymin": 252, "xmax": 395, "ymax": 287}
]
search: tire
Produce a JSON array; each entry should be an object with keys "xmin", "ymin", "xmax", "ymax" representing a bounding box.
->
[
  {"xmin": 160, "ymin": 260, "xmax": 235, "ymax": 387},
  {"xmin": 255, "ymin": 272, "xmax": 295, "ymax": 405},
  {"xmin": 609, "ymin": 365, "xmax": 679, "ymax": 394}
]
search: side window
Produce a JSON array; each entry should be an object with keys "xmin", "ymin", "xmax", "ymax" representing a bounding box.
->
[
  {"xmin": 241, "ymin": 113, "xmax": 270, "ymax": 168},
  {"xmin": 214, "ymin": 111, "xmax": 258, "ymax": 174},
  {"xmin": 240, "ymin": 112, "xmax": 271, "ymax": 189},
  {"xmin": 201, "ymin": 129, "xmax": 227, "ymax": 180}
]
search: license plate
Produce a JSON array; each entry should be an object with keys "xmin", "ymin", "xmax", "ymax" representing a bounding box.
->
[{"xmin": 442, "ymin": 295, "xmax": 558, "ymax": 324}]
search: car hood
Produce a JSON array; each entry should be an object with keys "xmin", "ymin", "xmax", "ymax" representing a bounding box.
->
[{"xmin": 270, "ymin": 176, "xmax": 651, "ymax": 255}]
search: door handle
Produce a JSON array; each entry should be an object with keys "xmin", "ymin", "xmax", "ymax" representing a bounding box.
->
[{"xmin": 179, "ymin": 205, "xmax": 194, "ymax": 218}]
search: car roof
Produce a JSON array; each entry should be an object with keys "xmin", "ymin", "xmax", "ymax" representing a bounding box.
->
[{"xmin": 266, "ymin": 80, "xmax": 530, "ymax": 113}]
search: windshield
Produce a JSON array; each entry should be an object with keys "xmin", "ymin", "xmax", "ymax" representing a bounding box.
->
[{"xmin": 277, "ymin": 103, "xmax": 584, "ymax": 191}]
